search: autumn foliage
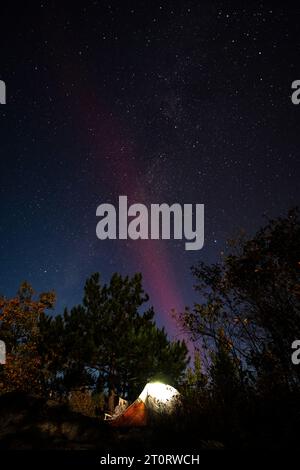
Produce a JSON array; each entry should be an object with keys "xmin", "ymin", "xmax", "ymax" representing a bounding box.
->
[{"xmin": 0, "ymin": 282, "xmax": 55, "ymax": 393}]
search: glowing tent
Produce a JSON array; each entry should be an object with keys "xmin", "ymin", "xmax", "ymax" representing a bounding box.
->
[{"xmin": 109, "ymin": 382, "xmax": 180, "ymax": 427}]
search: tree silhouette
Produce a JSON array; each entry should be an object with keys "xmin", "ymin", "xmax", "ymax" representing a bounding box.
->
[
  {"xmin": 38, "ymin": 272, "xmax": 188, "ymax": 408},
  {"xmin": 0, "ymin": 282, "xmax": 55, "ymax": 393}
]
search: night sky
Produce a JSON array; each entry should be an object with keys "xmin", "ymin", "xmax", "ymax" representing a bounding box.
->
[{"xmin": 0, "ymin": 2, "xmax": 299, "ymax": 340}]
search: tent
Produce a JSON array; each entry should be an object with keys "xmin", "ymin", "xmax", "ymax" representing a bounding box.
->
[{"xmin": 109, "ymin": 382, "xmax": 180, "ymax": 427}]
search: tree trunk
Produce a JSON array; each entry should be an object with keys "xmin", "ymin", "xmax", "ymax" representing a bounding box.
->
[{"xmin": 108, "ymin": 387, "xmax": 116, "ymax": 413}]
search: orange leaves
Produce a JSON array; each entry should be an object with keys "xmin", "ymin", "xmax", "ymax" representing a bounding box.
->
[
  {"xmin": 0, "ymin": 283, "xmax": 56, "ymax": 394},
  {"xmin": 39, "ymin": 292, "xmax": 56, "ymax": 310}
]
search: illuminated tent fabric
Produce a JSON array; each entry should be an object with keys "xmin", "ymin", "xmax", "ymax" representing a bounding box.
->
[{"xmin": 110, "ymin": 382, "xmax": 180, "ymax": 427}]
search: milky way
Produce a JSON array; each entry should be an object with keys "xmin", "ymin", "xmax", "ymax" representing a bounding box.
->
[{"xmin": 0, "ymin": 3, "xmax": 299, "ymax": 341}]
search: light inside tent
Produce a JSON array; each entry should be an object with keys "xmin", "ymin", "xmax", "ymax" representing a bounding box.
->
[
  {"xmin": 139, "ymin": 382, "xmax": 180, "ymax": 412},
  {"xmin": 146, "ymin": 382, "xmax": 178, "ymax": 403}
]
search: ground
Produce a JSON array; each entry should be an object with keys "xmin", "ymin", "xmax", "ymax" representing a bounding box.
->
[{"xmin": 0, "ymin": 391, "xmax": 223, "ymax": 452}]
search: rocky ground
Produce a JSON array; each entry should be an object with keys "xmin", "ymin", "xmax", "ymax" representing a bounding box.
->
[{"xmin": 0, "ymin": 392, "xmax": 222, "ymax": 452}]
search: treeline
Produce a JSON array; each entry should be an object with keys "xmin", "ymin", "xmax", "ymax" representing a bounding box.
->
[
  {"xmin": 0, "ymin": 208, "xmax": 300, "ymax": 447},
  {"xmin": 0, "ymin": 273, "xmax": 188, "ymax": 411}
]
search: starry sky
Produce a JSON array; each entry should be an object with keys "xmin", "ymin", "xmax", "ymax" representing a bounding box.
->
[{"xmin": 0, "ymin": 2, "xmax": 299, "ymax": 340}]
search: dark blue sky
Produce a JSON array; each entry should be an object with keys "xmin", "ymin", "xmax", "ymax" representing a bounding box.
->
[{"xmin": 0, "ymin": 2, "xmax": 299, "ymax": 339}]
